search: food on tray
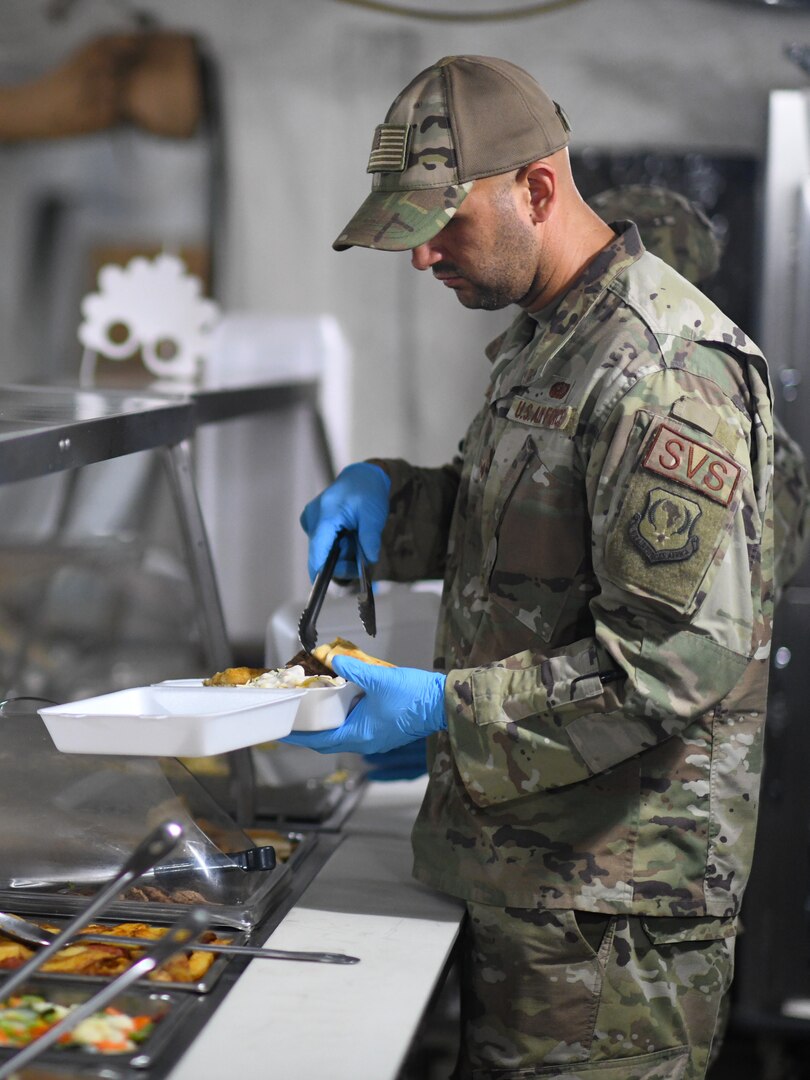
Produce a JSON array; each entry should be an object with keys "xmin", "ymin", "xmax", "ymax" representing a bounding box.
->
[
  {"xmin": 204, "ymin": 664, "xmax": 345, "ymax": 690},
  {"xmin": 242, "ymin": 828, "xmax": 300, "ymax": 863},
  {"xmin": 311, "ymin": 637, "xmax": 395, "ymax": 670},
  {"xmin": 123, "ymin": 885, "xmax": 209, "ymax": 906},
  {"xmin": 203, "ymin": 655, "xmax": 343, "ymax": 690},
  {"xmin": 246, "ymin": 665, "xmax": 344, "ymax": 690},
  {"xmin": 0, "ymin": 993, "xmax": 161, "ymax": 1053},
  {"xmin": 203, "ymin": 637, "xmax": 393, "ymax": 691},
  {"xmin": 203, "ymin": 666, "xmax": 267, "ymax": 686},
  {"xmin": 59, "ymin": 882, "xmax": 211, "ymax": 906},
  {"xmin": 283, "ymin": 649, "xmax": 335, "ymax": 677},
  {"xmin": 0, "ymin": 920, "xmax": 231, "ymax": 983},
  {"xmin": 195, "ymin": 817, "xmax": 300, "ymax": 864}
]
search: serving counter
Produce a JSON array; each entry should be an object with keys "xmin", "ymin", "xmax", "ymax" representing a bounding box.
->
[
  {"xmin": 0, "ymin": 380, "xmax": 463, "ymax": 1079},
  {"xmin": 0, "ymin": 705, "xmax": 462, "ymax": 1080},
  {"xmin": 166, "ymin": 778, "xmax": 464, "ymax": 1080}
]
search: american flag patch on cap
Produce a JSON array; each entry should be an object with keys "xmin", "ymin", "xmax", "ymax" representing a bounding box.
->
[{"xmin": 367, "ymin": 124, "xmax": 411, "ymax": 173}]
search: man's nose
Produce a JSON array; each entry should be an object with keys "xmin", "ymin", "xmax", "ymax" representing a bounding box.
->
[{"xmin": 410, "ymin": 242, "xmax": 441, "ymax": 271}]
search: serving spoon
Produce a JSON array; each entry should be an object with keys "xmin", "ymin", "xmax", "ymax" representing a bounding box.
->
[{"xmin": 0, "ymin": 910, "xmax": 359, "ymax": 966}]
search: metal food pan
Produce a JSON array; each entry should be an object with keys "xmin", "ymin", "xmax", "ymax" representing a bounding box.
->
[
  {"xmin": 0, "ymin": 830, "xmax": 318, "ymax": 932},
  {"xmin": 0, "ymin": 915, "xmax": 249, "ymax": 994},
  {"xmin": 0, "ymin": 976, "xmax": 196, "ymax": 1071}
]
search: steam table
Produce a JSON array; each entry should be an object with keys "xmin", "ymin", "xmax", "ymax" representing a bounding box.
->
[
  {"xmin": 166, "ymin": 776, "xmax": 464, "ymax": 1080},
  {"xmin": 0, "ymin": 384, "xmax": 465, "ymax": 1078}
]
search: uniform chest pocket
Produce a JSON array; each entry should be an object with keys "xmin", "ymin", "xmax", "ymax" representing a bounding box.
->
[{"xmin": 481, "ymin": 427, "xmax": 589, "ymax": 643}]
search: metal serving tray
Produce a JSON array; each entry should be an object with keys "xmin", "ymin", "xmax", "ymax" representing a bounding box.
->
[
  {"xmin": 0, "ymin": 915, "xmax": 249, "ymax": 994},
  {"xmin": 0, "ymin": 976, "xmax": 197, "ymax": 1072},
  {"xmin": 0, "ymin": 829, "xmax": 317, "ymax": 932}
]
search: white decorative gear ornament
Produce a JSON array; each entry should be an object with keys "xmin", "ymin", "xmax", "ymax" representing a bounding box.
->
[{"xmin": 78, "ymin": 253, "xmax": 220, "ymax": 380}]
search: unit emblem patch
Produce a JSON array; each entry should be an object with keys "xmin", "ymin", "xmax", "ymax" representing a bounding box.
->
[
  {"xmin": 642, "ymin": 423, "xmax": 741, "ymax": 507},
  {"xmin": 602, "ymin": 413, "xmax": 747, "ymax": 613},
  {"xmin": 629, "ymin": 487, "xmax": 702, "ymax": 564}
]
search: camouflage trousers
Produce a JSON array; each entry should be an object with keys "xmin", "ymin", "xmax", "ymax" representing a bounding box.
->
[{"xmin": 454, "ymin": 902, "xmax": 736, "ymax": 1079}]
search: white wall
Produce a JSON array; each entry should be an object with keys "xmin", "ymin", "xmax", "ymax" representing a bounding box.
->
[
  {"xmin": 2, "ymin": 0, "xmax": 810, "ymax": 470},
  {"xmin": 182, "ymin": 0, "xmax": 810, "ymax": 469}
]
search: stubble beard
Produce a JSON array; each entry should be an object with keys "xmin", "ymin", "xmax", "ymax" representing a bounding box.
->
[{"xmin": 455, "ymin": 191, "xmax": 539, "ymax": 311}]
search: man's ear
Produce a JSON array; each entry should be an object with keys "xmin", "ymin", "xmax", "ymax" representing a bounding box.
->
[{"xmin": 524, "ymin": 161, "xmax": 556, "ymax": 223}]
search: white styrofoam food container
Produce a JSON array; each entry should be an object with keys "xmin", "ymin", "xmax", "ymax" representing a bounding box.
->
[
  {"xmin": 153, "ymin": 679, "xmax": 361, "ymax": 733},
  {"xmin": 290, "ymin": 681, "xmax": 361, "ymax": 732},
  {"xmin": 37, "ymin": 685, "xmax": 305, "ymax": 757}
]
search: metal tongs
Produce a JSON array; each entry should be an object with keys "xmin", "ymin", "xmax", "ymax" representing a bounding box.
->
[
  {"xmin": 0, "ymin": 907, "xmax": 212, "ymax": 1080},
  {"xmin": 0, "ymin": 820, "xmax": 185, "ymax": 1004},
  {"xmin": 0, "ymin": 817, "xmax": 359, "ymax": 968},
  {"xmin": 298, "ymin": 527, "xmax": 376, "ymax": 653}
]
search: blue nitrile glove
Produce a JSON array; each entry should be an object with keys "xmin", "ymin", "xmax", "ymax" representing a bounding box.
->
[
  {"xmin": 364, "ymin": 739, "xmax": 428, "ymax": 782},
  {"xmin": 299, "ymin": 462, "xmax": 391, "ymax": 582},
  {"xmin": 283, "ymin": 655, "xmax": 446, "ymax": 755}
]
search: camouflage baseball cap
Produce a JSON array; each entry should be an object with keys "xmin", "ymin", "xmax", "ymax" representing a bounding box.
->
[
  {"xmin": 333, "ymin": 55, "xmax": 571, "ymax": 252},
  {"xmin": 586, "ymin": 184, "xmax": 722, "ymax": 285}
]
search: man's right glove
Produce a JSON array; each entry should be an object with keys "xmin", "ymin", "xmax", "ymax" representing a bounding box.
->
[
  {"xmin": 299, "ymin": 462, "xmax": 391, "ymax": 581},
  {"xmin": 283, "ymin": 656, "xmax": 446, "ymax": 756}
]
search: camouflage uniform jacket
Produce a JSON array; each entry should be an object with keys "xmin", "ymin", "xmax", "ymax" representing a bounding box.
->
[
  {"xmin": 773, "ymin": 418, "xmax": 810, "ymax": 597},
  {"xmin": 374, "ymin": 223, "xmax": 774, "ymax": 917}
]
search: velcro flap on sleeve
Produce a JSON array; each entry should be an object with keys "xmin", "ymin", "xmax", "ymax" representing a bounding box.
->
[
  {"xmin": 603, "ymin": 415, "xmax": 747, "ymax": 614},
  {"xmin": 566, "ymin": 711, "xmax": 659, "ymax": 774},
  {"xmin": 468, "ymin": 646, "xmax": 606, "ymax": 727}
]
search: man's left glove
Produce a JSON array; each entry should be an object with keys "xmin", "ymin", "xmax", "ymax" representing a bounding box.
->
[
  {"xmin": 283, "ymin": 656, "xmax": 447, "ymax": 755},
  {"xmin": 364, "ymin": 740, "xmax": 428, "ymax": 781}
]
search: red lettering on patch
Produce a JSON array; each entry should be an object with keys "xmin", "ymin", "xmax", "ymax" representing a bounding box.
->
[{"xmin": 642, "ymin": 423, "xmax": 741, "ymax": 507}]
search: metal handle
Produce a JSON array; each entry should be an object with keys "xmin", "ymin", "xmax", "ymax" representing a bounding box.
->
[
  {"xmin": 231, "ymin": 946, "xmax": 359, "ymax": 964},
  {"xmin": 298, "ymin": 528, "xmax": 348, "ymax": 652},
  {"xmin": 355, "ymin": 547, "xmax": 376, "ymax": 638},
  {"xmin": 154, "ymin": 844, "xmax": 277, "ymax": 884},
  {"xmin": 57, "ymin": 932, "xmax": 360, "ymax": 964},
  {"xmin": 123, "ymin": 820, "xmax": 185, "ymax": 878},
  {"xmin": 0, "ymin": 912, "xmax": 359, "ymax": 965}
]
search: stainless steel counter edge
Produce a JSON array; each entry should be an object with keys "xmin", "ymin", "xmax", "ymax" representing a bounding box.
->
[
  {"xmin": 0, "ymin": 378, "xmax": 324, "ymax": 484},
  {"xmin": 0, "ymin": 386, "xmax": 195, "ymax": 483}
]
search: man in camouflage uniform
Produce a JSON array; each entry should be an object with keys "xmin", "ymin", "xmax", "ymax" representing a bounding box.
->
[
  {"xmin": 587, "ymin": 184, "xmax": 810, "ymax": 600},
  {"xmin": 286, "ymin": 56, "xmax": 774, "ymax": 1079},
  {"xmin": 585, "ymin": 185, "xmax": 810, "ymax": 1068}
]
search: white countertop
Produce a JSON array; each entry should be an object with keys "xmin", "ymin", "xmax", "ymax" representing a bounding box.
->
[{"xmin": 166, "ymin": 778, "xmax": 464, "ymax": 1080}]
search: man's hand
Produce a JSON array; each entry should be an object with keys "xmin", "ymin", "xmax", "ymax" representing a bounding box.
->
[
  {"xmin": 299, "ymin": 462, "xmax": 391, "ymax": 582},
  {"xmin": 283, "ymin": 656, "xmax": 446, "ymax": 755}
]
